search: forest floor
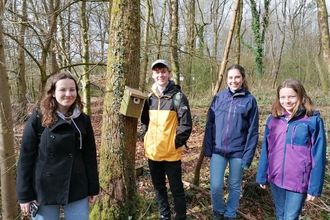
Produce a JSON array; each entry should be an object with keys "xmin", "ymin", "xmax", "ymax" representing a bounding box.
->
[{"xmin": 89, "ymin": 98, "xmax": 330, "ymax": 220}]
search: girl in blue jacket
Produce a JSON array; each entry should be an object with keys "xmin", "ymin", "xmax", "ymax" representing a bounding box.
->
[
  {"xmin": 256, "ymin": 78, "xmax": 326, "ymax": 220},
  {"xmin": 204, "ymin": 64, "xmax": 259, "ymax": 220}
]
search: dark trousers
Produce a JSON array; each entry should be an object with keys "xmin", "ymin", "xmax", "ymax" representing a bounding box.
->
[{"xmin": 148, "ymin": 159, "xmax": 186, "ymax": 220}]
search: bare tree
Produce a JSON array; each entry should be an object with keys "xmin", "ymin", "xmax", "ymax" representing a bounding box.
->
[
  {"xmin": 4, "ymin": 0, "xmax": 61, "ymax": 98},
  {"xmin": 184, "ymin": 0, "xmax": 196, "ymax": 95},
  {"xmin": 270, "ymin": 0, "xmax": 287, "ymax": 88},
  {"xmin": 80, "ymin": 0, "xmax": 92, "ymax": 115},
  {"xmin": 140, "ymin": 0, "xmax": 152, "ymax": 92},
  {"xmin": 16, "ymin": 0, "xmax": 28, "ymax": 121},
  {"xmin": 233, "ymin": 0, "xmax": 243, "ymax": 64},
  {"xmin": 170, "ymin": 0, "xmax": 180, "ymax": 85},
  {"xmin": 0, "ymin": 0, "xmax": 19, "ymax": 218}
]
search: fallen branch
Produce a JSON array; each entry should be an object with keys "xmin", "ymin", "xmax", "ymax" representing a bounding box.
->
[
  {"xmin": 183, "ymin": 180, "xmax": 210, "ymax": 197},
  {"xmin": 182, "ymin": 180, "xmax": 257, "ymax": 220}
]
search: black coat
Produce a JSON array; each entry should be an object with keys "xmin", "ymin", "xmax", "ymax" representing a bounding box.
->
[{"xmin": 16, "ymin": 110, "xmax": 99, "ymax": 205}]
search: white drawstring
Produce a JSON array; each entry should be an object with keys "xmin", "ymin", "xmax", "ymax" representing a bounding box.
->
[
  {"xmin": 56, "ymin": 108, "xmax": 83, "ymax": 149},
  {"xmin": 70, "ymin": 118, "xmax": 82, "ymax": 149}
]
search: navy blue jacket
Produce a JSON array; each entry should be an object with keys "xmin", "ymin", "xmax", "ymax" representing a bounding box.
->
[{"xmin": 204, "ymin": 88, "xmax": 259, "ymax": 167}]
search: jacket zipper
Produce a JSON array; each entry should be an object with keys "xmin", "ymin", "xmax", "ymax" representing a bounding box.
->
[{"xmin": 223, "ymin": 97, "xmax": 234, "ymax": 155}]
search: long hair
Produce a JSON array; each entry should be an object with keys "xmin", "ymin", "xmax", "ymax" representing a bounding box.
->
[
  {"xmin": 40, "ymin": 72, "xmax": 83, "ymax": 127},
  {"xmin": 271, "ymin": 78, "xmax": 314, "ymax": 117},
  {"xmin": 226, "ymin": 64, "xmax": 249, "ymax": 90}
]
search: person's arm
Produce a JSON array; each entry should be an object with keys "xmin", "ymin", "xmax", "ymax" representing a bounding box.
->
[
  {"xmin": 16, "ymin": 110, "xmax": 40, "ymax": 203},
  {"xmin": 256, "ymin": 116, "xmax": 272, "ymax": 186},
  {"xmin": 307, "ymin": 116, "xmax": 327, "ymax": 197},
  {"xmin": 203, "ymin": 97, "xmax": 216, "ymax": 157},
  {"xmin": 81, "ymin": 115, "xmax": 99, "ymax": 196},
  {"xmin": 139, "ymin": 98, "xmax": 150, "ymax": 141},
  {"xmin": 175, "ymin": 93, "xmax": 192, "ymax": 148},
  {"xmin": 241, "ymin": 97, "xmax": 259, "ymax": 168}
]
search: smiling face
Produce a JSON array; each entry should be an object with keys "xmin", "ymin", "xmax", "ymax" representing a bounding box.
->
[
  {"xmin": 52, "ymin": 78, "xmax": 77, "ymax": 114},
  {"xmin": 279, "ymin": 87, "xmax": 299, "ymax": 115},
  {"xmin": 152, "ymin": 67, "xmax": 170, "ymax": 88},
  {"xmin": 227, "ymin": 68, "xmax": 244, "ymax": 91}
]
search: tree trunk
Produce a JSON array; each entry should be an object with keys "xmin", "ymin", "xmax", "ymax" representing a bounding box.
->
[
  {"xmin": 152, "ymin": 0, "xmax": 167, "ymax": 59},
  {"xmin": 80, "ymin": 0, "xmax": 91, "ymax": 115},
  {"xmin": 241, "ymin": 0, "xmax": 270, "ymax": 79},
  {"xmin": 233, "ymin": 1, "xmax": 243, "ymax": 64},
  {"xmin": 16, "ymin": 0, "xmax": 28, "ymax": 121},
  {"xmin": 36, "ymin": 0, "xmax": 61, "ymax": 100},
  {"xmin": 185, "ymin": 0, "xmax": 196, "ymax": 95},
  {"xmin": 270, "ymin": 0, "xmax": 287, "ymax": 89},
  {"xmin": 0, "ymin": 1, "xmax": 20, "ymax": 217},
  {"xmin": 316, "ymin": 0, "xmax": 330, "ymax": 91},
  {"xmin": 170, "ymin": 0, "xmax": 180, "ymax": 85},
  {"xmin": 213, "ymin": 0, "xmax": 241, "ymax": 95},
  {"xmin": 90, "ymin": 0, "xmax": 141, "ymax": 218},
  {"xmin": 140, "ymin": 0, "xmax": 151, "ymax": 92}
]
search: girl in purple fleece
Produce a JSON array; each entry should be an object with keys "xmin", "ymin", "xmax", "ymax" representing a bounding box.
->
[{"xmin": 256, "ymin": 78, "xmax": 326, "ymax": 220}]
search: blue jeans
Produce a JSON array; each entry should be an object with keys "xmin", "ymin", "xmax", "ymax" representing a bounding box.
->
[
  {"xmin": 34, "ymin": 197, "xmax": 89, "ymax": 220},
  {"xmin": 270, "ymin": 183, "xmax": 307, "ymax": 220},
  {"xmin": 210, "ymin": 154, "xmax": 243, "ymax": 218},
  {"xmin": 148, "ymin": 159, "xmax": 186, "ymax": 220}
]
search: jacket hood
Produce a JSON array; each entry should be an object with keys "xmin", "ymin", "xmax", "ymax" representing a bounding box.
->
[
  {"xmin": 56, "ymin": 106, "xmax": 83, "ymax": 149},
  {"xmin": 56, "ymin": 106, "xmax": 81, "ymax": 120}
]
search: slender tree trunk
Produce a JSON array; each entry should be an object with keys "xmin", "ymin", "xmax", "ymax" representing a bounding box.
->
[
  {"xmin": 140, "ymin": 0, "xmax": 151, "ymax": 92},
  {"xmin": 38, "ymin": 0, "xmax": 60, "ymax": 99},
  {"xmin": 17, "ymin": 0, "xmax": 28, "ymax": 121},
  {"xmin": 152, "ymin": 0, "xmax": 166, "ymax": 59},
  {"xmin": 90, "ymin": 0, "xmax": 142, "ymax": 218},
  {"xmin": 234, "ymin": 1, "xmax": 243, "ymax": 64},
  {"xmin": 210, "ymin": 1, "xmax": 225, "ymax": 92},
  {"xmin": 185, "ymin": 0, "xmax": 196, "ymax": 95},
  {"xmin": 170, "ymin": 0, "xmax": 180, "ymax": 85},
  {"xmin": 271, "ymin": 0, "xmax": 287, "ymax": 89},
  {"xmin": 213, "ymin": 0, "xmax": 240, "ymax": 95},
  {"xmin": 316, "ymin": 0, "xmax": 330, "ymax": 91},
  {"xmin": 0, "ymin": 1, "xmax": 19, "ymax": 218},
  {"xmin": 80, "ymin": 0, "xmax": 91, "ymax": 115}
]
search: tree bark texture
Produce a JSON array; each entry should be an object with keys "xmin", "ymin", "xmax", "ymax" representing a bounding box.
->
[
  {"xmin": 170, "ymin": 0, "xmax": 180, "ymax": 85},
  {"xmin": 316, "ymin": 0, "xmax": 330, "ymax": 91},
  {"xmin": 91, "ymin": 0, "xmax": 142, "ymax": 219},
  {"xmin": 80, "ymin": 0, "xmax": 92, "ymax": 115}
]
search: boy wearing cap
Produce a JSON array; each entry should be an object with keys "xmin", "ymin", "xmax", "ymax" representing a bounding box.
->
[{"xmin": 140, "ymin": 59, "xmax": 192, "ymax": 220}]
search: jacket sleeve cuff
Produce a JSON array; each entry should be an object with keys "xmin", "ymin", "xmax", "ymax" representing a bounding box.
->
[{"xmin": 242, "ymin": 164, "xmax": 249, "ymax": 169}]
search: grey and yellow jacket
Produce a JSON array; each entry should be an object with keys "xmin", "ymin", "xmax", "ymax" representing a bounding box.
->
[{"xmin": 141, "ymin": 80, "xmax": 192, "ymax": 161}]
